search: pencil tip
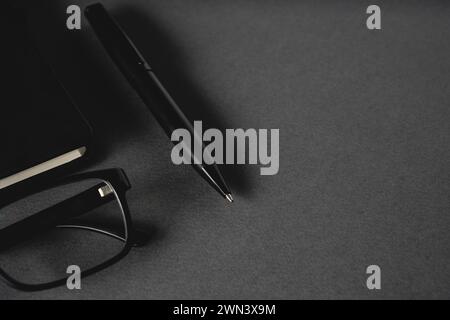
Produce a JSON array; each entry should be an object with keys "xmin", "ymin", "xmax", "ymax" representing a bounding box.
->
[{"xmin": 225, "ymin": 194, "xmax": 234, "ymax": 203}]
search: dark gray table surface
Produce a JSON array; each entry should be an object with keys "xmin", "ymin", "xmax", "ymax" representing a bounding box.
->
[{"xmin": 3, "ymin": 0, "xmax": 450, "ymax": 299}]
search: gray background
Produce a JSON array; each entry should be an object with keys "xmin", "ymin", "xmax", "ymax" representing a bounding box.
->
[{"xmin": 2, "ymin": 0, "xmax": 450, "ymax": 299}]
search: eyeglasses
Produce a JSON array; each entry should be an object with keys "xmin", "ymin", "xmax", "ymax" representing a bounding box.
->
[{"xmin": 0, "ymin": 168, "xmax": 140, "ymax": 291}]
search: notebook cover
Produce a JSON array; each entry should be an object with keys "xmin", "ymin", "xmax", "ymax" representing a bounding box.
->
[{"xmin": 0, "ymin": 7, "xmax": 92, "ymax": 181}]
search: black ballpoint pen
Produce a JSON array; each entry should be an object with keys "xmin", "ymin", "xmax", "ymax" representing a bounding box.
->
[{"xmin": 85, "ymin": 3, "xmax": 233, "ymax": 202}]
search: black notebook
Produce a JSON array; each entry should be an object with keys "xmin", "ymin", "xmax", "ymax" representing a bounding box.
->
[{"xmin": 0, "ymin": 8, "xmax": 92, "ymax": 189}]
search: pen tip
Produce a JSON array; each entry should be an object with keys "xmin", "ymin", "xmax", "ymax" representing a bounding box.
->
[{"xmin": 225, "ymin": 194, "xmax": 234, "ymax": 203}]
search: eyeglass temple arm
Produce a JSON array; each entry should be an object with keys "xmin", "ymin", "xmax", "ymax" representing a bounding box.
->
[{"xmin": 0, "ymin": 183, "xmax": 114, "ymax": 252}]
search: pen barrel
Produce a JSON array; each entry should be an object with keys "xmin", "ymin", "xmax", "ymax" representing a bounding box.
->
[
  {"xmin": 131, "ymin": 70, "xmax": 234, "ymax": 198},
  {"xmin": 85, "ymin": 3, "xmax": 192, "ymax": 137},
  {"xmin": 85, "ymin": 3, "xmax": 232, "ymax": 200},
  {"xmin": 129, "ymin": 70, "xmax": 194, "ymax": 137}
]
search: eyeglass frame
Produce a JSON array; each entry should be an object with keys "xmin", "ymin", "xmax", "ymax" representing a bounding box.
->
[{"xmin": 0, "ymin": 168, "xmax": 136, "ymax": 292}]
